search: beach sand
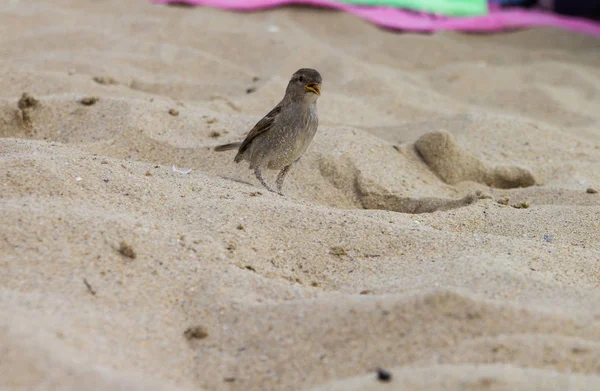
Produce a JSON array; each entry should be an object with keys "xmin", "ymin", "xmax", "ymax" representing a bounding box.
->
[{"xmin": 1, "ymin": 1, "xmax": 600, "ymax": 390}]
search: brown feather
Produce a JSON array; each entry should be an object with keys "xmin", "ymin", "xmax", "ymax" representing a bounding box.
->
[{"xmin": 234, "ymin": 102, "xmax": 283, "ymax": 162}]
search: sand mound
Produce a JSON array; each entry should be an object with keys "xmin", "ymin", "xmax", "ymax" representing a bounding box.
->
[
  {"xmin": 415, "ymin": 130, "xmax": 537, "ymax": 188},
  {"xmin": 1, "ymin": 0, "xmax": 600, "ymax": 390}
]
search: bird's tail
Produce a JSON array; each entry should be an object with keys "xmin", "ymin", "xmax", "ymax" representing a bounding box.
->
[{"xmin": 214, "ymin": 142, "xmax": 242, "ymax": 152}]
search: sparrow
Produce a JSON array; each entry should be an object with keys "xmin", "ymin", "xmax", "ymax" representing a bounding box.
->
[{"xmin": 214, "ymin": 68, "xmax": 322, "ymax": 194}]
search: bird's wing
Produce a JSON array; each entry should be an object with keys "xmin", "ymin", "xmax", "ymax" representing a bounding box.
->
[{"xmin": 237, "ymin": 101, "xmax": 283, "ymax": 156}]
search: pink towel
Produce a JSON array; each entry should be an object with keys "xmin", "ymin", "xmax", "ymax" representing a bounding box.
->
[{"xmin": 151, "ymin": 0, "xmax": 600, "ymax": 38}]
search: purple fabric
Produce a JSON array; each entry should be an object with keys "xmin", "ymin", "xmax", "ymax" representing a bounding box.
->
[{"xmin": 151, "ymin": 0, "xmax": 600, "ymax": 37}]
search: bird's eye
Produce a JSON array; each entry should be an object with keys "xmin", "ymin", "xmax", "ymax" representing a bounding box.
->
[{"xmin": 298, "ymin": 75, "xmax": 306, "ymax": 83}]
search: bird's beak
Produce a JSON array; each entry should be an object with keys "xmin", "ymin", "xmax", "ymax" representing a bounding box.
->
[{"xmin": 305, "ymin": 82, "xmax": 321, "ymax": 96}]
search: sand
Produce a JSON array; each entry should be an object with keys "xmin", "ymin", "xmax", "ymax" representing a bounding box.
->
[{"xmin": 1, "ymin": 1, "xmax": 600, "ymax": 390}]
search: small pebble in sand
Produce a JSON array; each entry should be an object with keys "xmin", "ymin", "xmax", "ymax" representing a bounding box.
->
[
  {"xmin": 376, "ymin": 368, "xmax": 392, "ymax": 382},
  {"xmin": 237, "ymin": 224, "xmax": 244, "ymax": 230},
  {"xmin": 79, "ymin": 96, "xmax": 99, "ymax": 106},
  {"xmin": 511, "ymin": 201, "xmax": 530, "ymax": 209},
  {"xmin": 93, "ymin": 76, "xmax": 118, "ymax": 85},
  {"xmin": 18, "ymin": 92, "xmax": 39, "ymax": 110},
  {"xmin": 145, "ymin": 171, "xmax": 152, "ymax": 176},
  {"xmin": 244, "ymin": 265, "xmax": 256, "ymax": 272},
  {"xmin": 252, "ymin": 76, "xmax": 260, "ymax": 82},
  {"xmin": 17, "ymin": 92, "xmax": 39, "ymax": 127},
  {"xmin": 118, "ymin": 241, "xmax": 136, "ymax": 259},
  {"xmin": 183, "ymin": 326, "xmax": 208, "ymax": 340},
  {"xmin": 586, "ymin": 187, "xmax": 598, "ymax": 194},
  {"xmin": 543, "ymin": 234, "xmax": 554, "ymax": 243},
  {"xmin": 497, "ymin": 197, "xmax": 510, "ymax": 206},
  {"xmin": 246, "ymin": 87, "xmax": 256, "ymax": 94},
  {"xmin": 210, "ymin": 131, "xmax": 221, "ymax": 138},
  {"xmin": 223, "ymin": 377, "xmax": 236, "ymax": 383},
  {"xmin": 168, "ymin": 108, "xmax": 179, "ymax": 116},
  {"xmin": 330, "ymin": 246, "xmax": 348, "ymax": 256}
]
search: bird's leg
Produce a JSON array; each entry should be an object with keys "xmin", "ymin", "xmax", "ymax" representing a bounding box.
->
[
  {"xmin": 276, "ymin": 164, "xmax": 292, "ymax": 195},
  {"xmin": 254, "ymin": 166, "xmax": 274, "ymax": 192}
]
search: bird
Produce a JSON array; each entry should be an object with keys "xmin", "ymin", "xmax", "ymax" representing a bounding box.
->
[{"xmin": 214, "ymin": 68, "xmax": 322, "ymax": 194}]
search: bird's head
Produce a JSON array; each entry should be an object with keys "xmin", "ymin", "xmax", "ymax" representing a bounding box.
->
[{"xmin": 286, "ymin": 68, "xmax": 322, "ymax": 105}]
